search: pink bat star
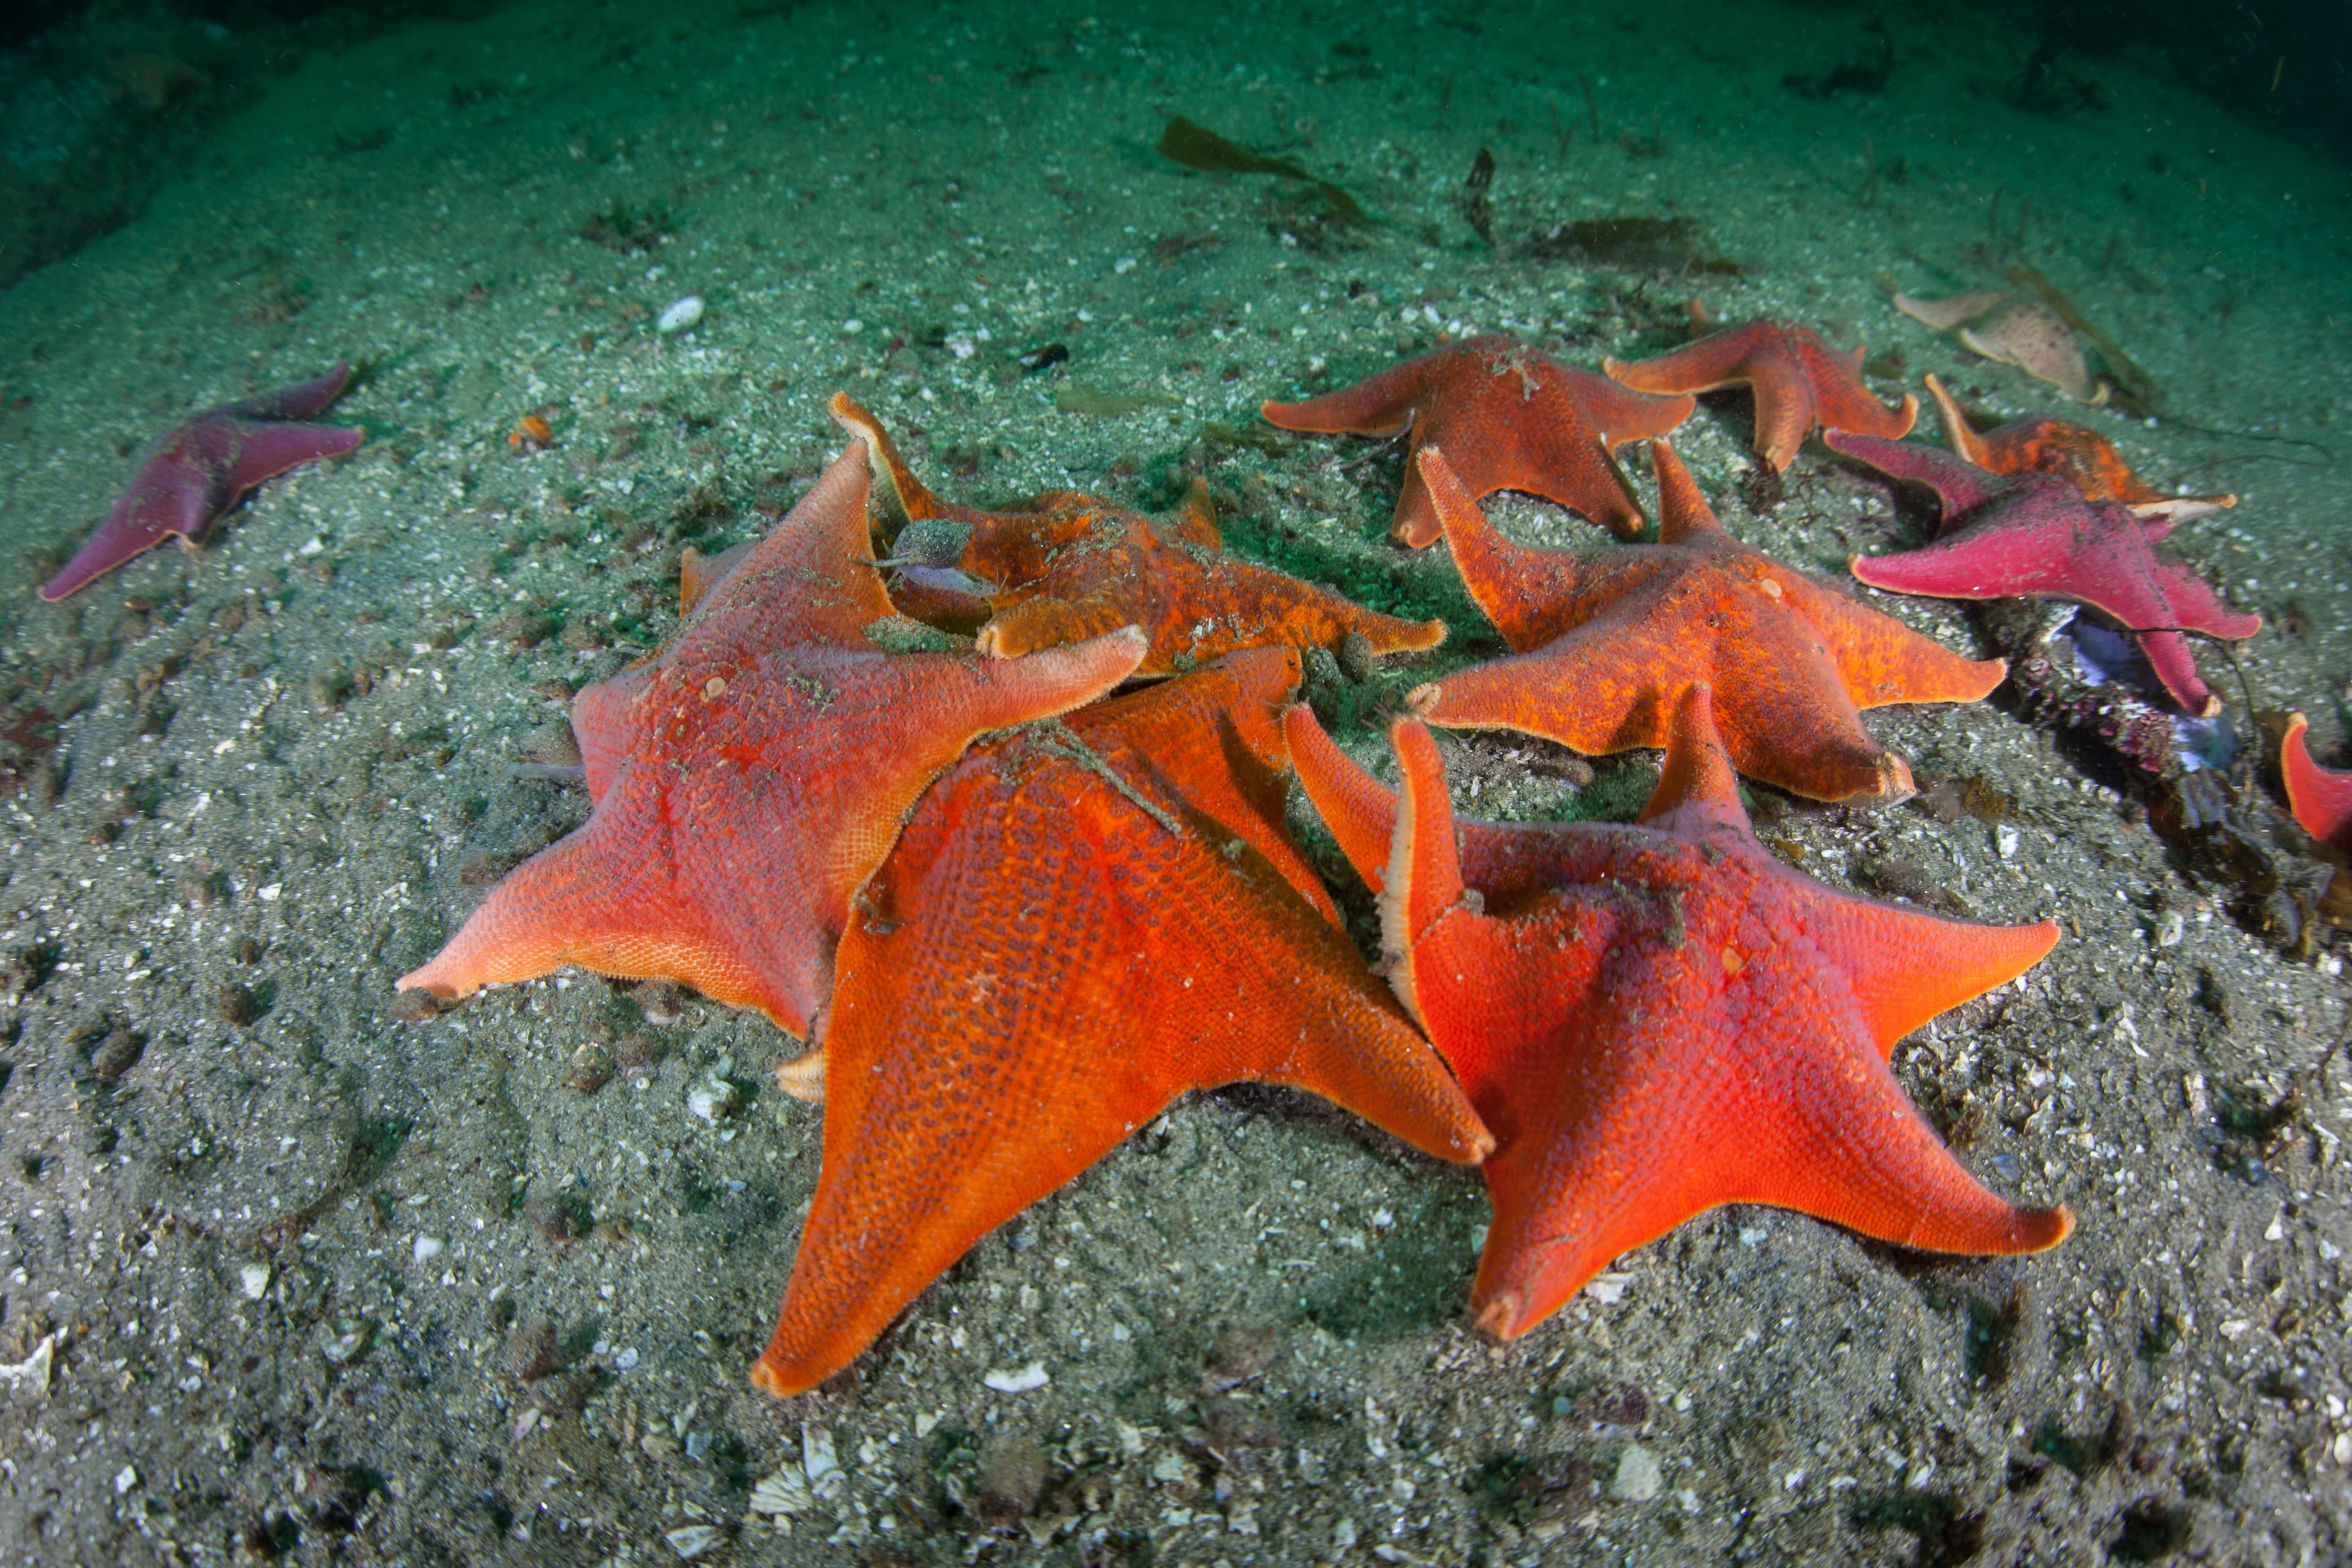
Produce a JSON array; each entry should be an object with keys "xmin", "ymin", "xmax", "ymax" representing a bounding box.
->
[
  {"xmin": 1826, "ymin": 430, "xmax": 2259, "ymax": 717},
  {"xmin": 41, "ymin": 362, "xmax": 364, "ymax": 601}
]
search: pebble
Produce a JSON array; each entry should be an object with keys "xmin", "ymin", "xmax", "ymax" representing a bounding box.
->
[
  {"xmin": 687, "ymin": 1076, "xmax": 740, "ymax": 1121},
  {"xmin": 239, "ymin": 1264, "xmax": 272, "ymax": 1300},
  {"xmin": 657, "ymin": 295, "xmax": 705, "ymax": 334},
  {"xmin": 1609, "ymin": 1444, "xmax": 1664, "ymax": 1502},
  {"xmin": 412, "ymin": 1236, "xmax": 443, "ymax": 1262},
  {"xmin": 663, "ymin": 1524, "xmax": 722, "ymax": 1560}
]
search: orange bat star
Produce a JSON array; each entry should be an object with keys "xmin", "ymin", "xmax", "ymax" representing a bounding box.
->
[
  {"xmin": 1258, "ymin": 335, "xmax": 1694, "ymax": 546},
  {"xmin": 398, "ymin": 443, "xmax": 1148, "ymax": 1038},
  {"xmin": 2281, "ymin": 713, "xmax": 2352, "ymax": 854},
  {"xmin": 751, "ymin": 648, "xmax": 1490, "ymax": 1395},
  {"xmin": 1407, "ymin": 442, "xmax": 2005, "ymax": 801},
  {"xmin": 830, "ymin": 394, "xmax": 1445, "ymax": 676},
  {"xmin": 1923, "ymin": 374, "xmax": 2236, "ymax": 522},
  {"xmin": 1604, "ymin": 317, "xmax": 1915, "ymax": 472},
  {"xmin": 1287, "ymin": 689, "xmax": 2070, "ymax": 1342}
]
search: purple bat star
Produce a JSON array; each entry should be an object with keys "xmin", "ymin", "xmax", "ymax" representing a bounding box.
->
[
  {"xmin": 1826, "ymin": 429, "xmax": 2260, "ymax": 717},
  {"xmin": 40, "ymin": 362, "xmax": 365, "ymax": 602}
]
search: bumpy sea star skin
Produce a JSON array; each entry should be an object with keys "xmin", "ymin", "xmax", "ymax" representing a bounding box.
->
[
  {"xmin": 1257, "ymin": 335, "xmax": 1695, "ymax": 546},
  {"xmin": 41, "ymin": 363, "xmax": 365, "ymax": 601},
  {"xmin": 750, "ymin": 649, "xmax": 1491, "ymax": 1396},
  {"xmin": 2280, "ymin": 714, "xmax": 2352, "ymax": 853},
  {"xmin": 397, "ymin": 443, "xmax": 1147, "ymax": 1039},
  {"xmin": 1603, "ymin": 318, "xmax": 1916, "ymax": 473},
  {"xmin": 1923, "ymin": 374, "xmax": 2235, "ymax": 522},
  {"xmin": 1828, "ymin": 429, "xmax": 2260, "ymax": 718},
  {"xmin": 1289, "ymin": 690, "xmax": 2070, "ymax": 1342},
  {"xmin": 829, "ymin": 394, "xmax": 1446, "ymax": 674},
  {"xmin": 1406, "ymin": 442, "xmax": 2007, "ymax": 802}
]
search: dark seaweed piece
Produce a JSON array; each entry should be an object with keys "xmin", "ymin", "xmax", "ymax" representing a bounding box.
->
[
  {"xmin": 1457, "ymin": 147, "xmax": 1496, "ymax": 247},
  {"xmin": 1784, "ymin": 18, "xmax": 1893, "ymax": 100},
  {"xmin": 1017, "ymin": 343, "xmax": 1069, "ymax": 375},
  {"xmin": 1520, "ymin": 216, "xmax": 1741, "ymax": 276},
  {"xmin": 1156, "ymin": 116, "xmax": 1365, "ymax": 223},
  {"xmin": 2003, "ymin": 43, "xmax": 2110, "ymax": 117}
]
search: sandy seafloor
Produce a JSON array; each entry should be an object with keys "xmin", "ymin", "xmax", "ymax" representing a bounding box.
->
[{"xmin": 0, "ymin": 0, "xmax": 2349, "ymax": 1562}]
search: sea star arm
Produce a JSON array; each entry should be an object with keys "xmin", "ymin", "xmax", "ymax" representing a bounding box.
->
[
  {"xmin": 1825, "ymin": 428, "xmax": 2001, "ymax": 516},
  {"xmin": 1259, "ymin": 356, "xmax": 1425, "ymax": 440},
  {"xmin": 2133, "ymin": 631, "xmax": 2221, "ymax": 717},
  {"xmin": 2282, "ymin": 713, "xmax": 2352, "ymax": 852},
  {"xmin": 1283, "ymin": 703, "xmax": 1609, "ymax": 911},
  {"xmin": 224, "ymin": 361, "xmax": 353, "ymax": 422},
  {"xmin": 1805, "ymin": 893, "xmax": 2060, "ymax": 1055},
  {"xmin": 219, "ymin": 420, "xmax": 368, "ymax": 498},
  {"xmin": 831, "ymin": 392, "xmax": 966, "ymax": 532},
  {"xmin": 2146, "ymin": 554, "xmax": 2262, "ymax": 642},
  {"xmin": 398, "ymin": 789, "xmax": 802, "ymax": 1025},
  {"xmin": 695, "ymin": 444, "xmax": 898, "ymax": 646},
  {"xmin": 976, "ymin": 592, "xmax": 1133, "ymax": 659},
  {"xmin": 1725, "ymin": 1041, "xmax": 2074, "ymax": 1261},
  {"xmin": 1703, "ymin": 597, "xmax": 1921, "ymax": 799},
  {"xmin": 1159, "ymin": 477, "xmax": 1223, "ymax": 550},
  {"xmin": 1780, "ymin": 573, "xmax": 2008, "ymax": 711},
  {"xmin": 1792, "ymin": 331, "xmax": 1917, "ymax": 447},
  {"xmin": 39, "ymin": 460, "xmax": 220, "ymax": 601},
  {"xmin": 1602, "ymin": 323, "xmax": 1764, "ymax": 398},
  {"xmin": 1420, "ymin": 448, "xmax": 1599, "ymax": 649}
]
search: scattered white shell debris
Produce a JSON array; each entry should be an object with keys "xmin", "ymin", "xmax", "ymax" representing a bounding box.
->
[
  {"xmin": 657, "ymin": 295, "xmax": 705, "ymax": 334},
  {"xmin": 411, "ymin": 1235, "xmax": 443, "ymax": 1262},
  {"xmin": 1610, "ymin": 1445, "xmax": 1664, "ymax": 1502},
  {"xmin": 663, "ymin": 1524, "xmax": 722, "ymax": 1560},
  {"xmin": 0, "ymin": 1335, "xmax": 55, "ymax": 1395},
  {"xmin": 750, "ymin": 1463, "xmax": 813, "ymax": 1517},
  {"xmin": 614, "ymin": 1346, "xmax": 640, "ymax": 1371},
  {"xmin": 114, "ymin": 1465, "xmax": 138, "ymax": 1495},
  {"xmin": 239, "ymin": 1264, "xmax": 272, "ymax": 1300},
  {"xmin": 687, "ymin": 1075, "xmax": 740, "ymax": 1121},
  {"xmin": 1584, "ymin": 1270, "xmax": 1636, "ymax": 1304},
  {"xmin": 982, "ymin": 1360, "xmax": 1050, "ymax": 1393},
  {"xmin": 801, "ymin": 1423, "xmax": 844, "ymax": 1502},
  {"xmin": 1996, "ymin": 824, "xmax": 2021, "ymax": 860}
]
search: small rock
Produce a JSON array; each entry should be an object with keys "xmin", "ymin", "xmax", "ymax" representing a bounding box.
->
[
  {"xmin": 632, "ymin": 981, "xmax": 684, "ymax": 1027},
  {"xmin": 504, "ymin": 1319, "xmax": 562, "ymax": 1383},
  {"xmin": 983, "ymin": 1360, "xmax": 1050, "ymax": 1393},
  {"xmin": 567, "ymin": 1042, "xmax": 615, "ymax": 1094},
  {"xmin": 89, "ymin": 1027, "xmax": 146, "ymax": 1080},
  {"xmin": 657, "ymin": 295, "xmax": 706, "ymax": 334},
  {"xmin": 114, "ymin": 1464, "xmax": 137, "ymax": 1495},
  {"xmin": 973, "ymin": 1433, "xmax": 1047, "ymax": 1526},
  {"xmin": 663, "ymin": 1524, "xmax": 722, "ymax": 1560},
  {"xmin": 411, "ymin": 1235, "xmax": 443, "ymax": 1263},
  {"xmin": 1608, "ymin": 1444, "xmax": 1663, "ymax": 1502},
  {"xmin": 389, "ymin": 990, "xmax": 439, "ymax": 1023},
  {"xmin": 687, "ymin": 1076, "xmax": 739, "ymax": 1121},
  {"xmin": 238, "ymin": 1264, "xmax": 272, "ymax": 1300},
  {"xmin": 1335, "ymin": 630, "xmax": 1378, "ymax": 684},
  {"xmin": 219, "ymin": 982, "xmax": 263, "ymax": 1027},
  {"xmin": 320, "ymin": 1319, "xmax": 374, "ymax": 1365}
]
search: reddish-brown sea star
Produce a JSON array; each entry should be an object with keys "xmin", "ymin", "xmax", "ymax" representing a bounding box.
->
[
  {"xmin": 1258, "ymin": 335, "xmax": 1694, "ymax": 545},
  {"xmin": 1408, "ymin": 442, "xmax": 2006, "ymax": 801},
  {"xmin": 398, "ymin": 444, "xmax": 1146, "ymax": 1038},
  {"xmin": 1604, "ymin": 318, "xmax": 1915, "ymax": 473},
  {"xmin": 42, "ymin": 363, "xmax": 364, "ymax": 601},
  {"xmin": 752, "ymin": 649, "xmax": 1490, "ymax": 1395},
  {"xmin": 1288, "ymin": 688, "xmax": 2069, "ymax": 1340}
]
